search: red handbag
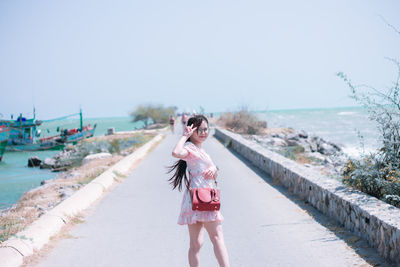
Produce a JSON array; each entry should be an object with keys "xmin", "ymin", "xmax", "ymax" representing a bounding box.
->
[{"xmin": 190, "ymin": 181, "xmax": 220, "ymax": 211}]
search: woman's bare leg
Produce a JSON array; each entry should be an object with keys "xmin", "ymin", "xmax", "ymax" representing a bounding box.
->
[
  {"xmin": 188, "ymin": 221, "xmax": 204, "ymax": 267},
  {"xmin": 204, "ymin": 221, "xmax": 230, "ymax": 267}
]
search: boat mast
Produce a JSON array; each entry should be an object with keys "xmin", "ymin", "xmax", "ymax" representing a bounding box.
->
[
  {"xmin": 19, "ymin": 113, "xmax": 22, "ymax": 140},
  {"xmin": 80, "ymin": 108, "xmax": 83, "ymax": 131}
]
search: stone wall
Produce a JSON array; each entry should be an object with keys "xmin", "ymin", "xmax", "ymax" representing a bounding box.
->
[{"xmin": 215, "ymin": 127, "xmax": 400, "ymax": 264}]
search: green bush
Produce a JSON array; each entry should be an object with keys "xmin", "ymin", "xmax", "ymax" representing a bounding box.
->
[
  {"xmin": 338, "ymin": 21, "xmax": 400, "ymax": 207},
  {"xmin": 130, "ymin": 104, "xmax": 176, "ymax": 124}
]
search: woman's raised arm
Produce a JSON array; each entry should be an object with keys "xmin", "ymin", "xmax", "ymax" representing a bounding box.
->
[{"xmin": 172, "ymin": 125, "xmax": 197, "ymax": 159}]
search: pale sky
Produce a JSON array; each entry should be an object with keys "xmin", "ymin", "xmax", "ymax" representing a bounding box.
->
[{"xmin": 1, "ymin": 0, "xmax": 399, "ymax": 119}]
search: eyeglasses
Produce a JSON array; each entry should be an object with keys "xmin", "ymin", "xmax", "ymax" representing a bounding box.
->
[{"xmin": 198, "ymin": 128, "xmax": 209, "ymax": 134}]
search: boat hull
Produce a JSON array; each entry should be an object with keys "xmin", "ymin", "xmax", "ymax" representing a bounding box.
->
[
  {"xmin": 0, "ymin": 127, "xmax": 10, "ymax": 161},
  {"xmin": 66, "ymin": 127, "xmax": 95, "ymax": 144},
  {"xmin": 6, "ymin": 142, "xmax": 64, "ymax": 152}
]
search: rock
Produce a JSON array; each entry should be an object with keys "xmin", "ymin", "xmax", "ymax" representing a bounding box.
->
[
  {"xmin": 309, "ymin": 142, "xmax": 317, "ymax": 152},
  {"xmin": 107, "ymin": 127, "xmax": 115, "ymax": 135},
  {"xmin": 65, "ymin": 171, "xmax": 81, "ymax": 178},
  {"xmin": 28, "ymin": 156, "xmax": 42, "ymax": 167},
  {"xmin": 328, "ymin": 142, "xmax": 342, "ymax": 152},
  {"xmin": 271, "ymin": 138, "xmax": 287, "ymax": 147},
  {"xmin": 323, "ymin": 157, "xmax": 333, "ymax": 164},
  {"xmin": 318, "ymin": 143, "xmax": 337, "ymax": 155},
  {"xmin": 286, "ymin": 139, "xmax": 299, "ymax": 146},
  {"xmin": 59, "ymin": 188, "xmax": 75, "ymax": 201},
  {"xmin": 286, "ymin": 133, "xmax": 299, "ymax": 141},
  {"xmin": 307, "ymin": 136, "xmax": 320, "ymax": 152},
  {"xmin": 64, "ymin": 144, "xmax": 75, "ymax": 151},
  {"xmin": 40, "ymin": 158, "xmax": 56, "ymax": 169},
  {"xmin": 335, "ymin": 166, "xmax": 344, "ymax": 174},
  {"xmin": 40, "ymin": 180, "xmax": 46, "ymax": 186},
  {"xmin": 121, "ymin": 151, "xmax": 130, "ymax": 156},
  {"xmin": 271, "ymin": 133, "xmax": 285, "ymax": 139},
  {"xmin": 35, "ymin": 204, "xmax": 45, "ymax": 211},
  {"xmin": 299, "ymin": 130, "xmax": 308, "ymax": 139},
  {"xmin": 298, "ymin": 140, "xmax": 312, "ymax": 152},
  {"xmin": 82, "ymin": 152, "xmax": 112, "ymax": 165}
]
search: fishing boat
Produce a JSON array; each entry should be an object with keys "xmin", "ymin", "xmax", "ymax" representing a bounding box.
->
[
  {"xmin": 54, "ymin": 109, "xmax": 96, "ymax": 144},
  {"xmin": 0, "ymin": 114, "xmax": 65, "ymax": 152},
  {"xmin": 0, "ymin": 109, "xmax": 96, "ymax": 151},
  {"xmin": 0, "ymin": 125, "xmax": 10, "ymax": 161},
  {"xmin": 61, "ymin": 124, "xmax": 96, "ymax": 144}
]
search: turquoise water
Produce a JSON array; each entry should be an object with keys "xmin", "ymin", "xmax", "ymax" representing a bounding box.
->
[
  {"xmin": 0, "ymin": 108, "xmax": 380, "ymax": 210},
  {"xmin": 0, "ymin": 116, "xmax": 146, "ymax": 210}
]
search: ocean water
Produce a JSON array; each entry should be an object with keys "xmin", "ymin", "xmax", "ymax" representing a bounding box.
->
[
  {"xmin": 256, "ymin": 106, "xmax": 379, "ymax": 157},
  {"xmin": 0, "ymin": 117, "xmax": 144, "ymax": 210},
  {"xmin": 0, "ymin": 108, "xmax": 381, "ymax": 210}
]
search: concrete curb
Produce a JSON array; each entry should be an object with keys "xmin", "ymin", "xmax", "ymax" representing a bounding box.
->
[
  {"xmin": 0, "ymin": 133, "xmax": 165, "ymax": 267},
  {"xmin": 214, "ymin": 127, "xmax": 400, "ymax": 265},
  {"xmin": 113, "ymin": 126, "xmax": 169, "ymax": 135}
]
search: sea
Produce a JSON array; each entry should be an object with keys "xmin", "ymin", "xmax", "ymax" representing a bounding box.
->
[
  {"xmin": 0, "ymin": 107, "xmax": 380, "ymax": 210},
  {"xmin": 0, "ymin": 117, "xmax": 147, "ymax": 210},
  {"xmin": 255, "ymin": 106, "xmax": 379, "ymax": 157}
]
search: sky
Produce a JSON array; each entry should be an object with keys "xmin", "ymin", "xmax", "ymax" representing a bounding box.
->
[{"xmin": 0, "ymin": 0, "xmax": 399, "ymax": 119}]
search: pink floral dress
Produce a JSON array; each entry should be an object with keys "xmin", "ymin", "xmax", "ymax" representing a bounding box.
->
[{"xmin": 177, "ymin": 142, "xmax": 224, "ymax": 225}]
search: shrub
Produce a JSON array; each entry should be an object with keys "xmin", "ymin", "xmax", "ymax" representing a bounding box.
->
[
  {"xmin": 130, "ymin": 104, "xmax": 176, "ymax": 124},
  {"xmin": 217, "ymin": 108, "xmax": 267, "ymax": 135},
  {"xmin": 338, "ymin": 21, "xmax": 400, "ymax": 207}
]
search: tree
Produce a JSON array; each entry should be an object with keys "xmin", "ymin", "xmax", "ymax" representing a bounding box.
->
[{"xmin": 130, "ymin": 104, "xmax": 176, "ymax": 124}]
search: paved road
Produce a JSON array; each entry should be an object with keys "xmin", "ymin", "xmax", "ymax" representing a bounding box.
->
[{"xmin": 36, "ymin": 131, "xmax": 388, "ymax": 267}]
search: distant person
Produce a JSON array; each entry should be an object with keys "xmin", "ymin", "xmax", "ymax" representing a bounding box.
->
[
  {"xmin": 168, "ymin": 115, "xmax": 230, "ymax": 267},
  {"xmin": 181, "ymin": 113, "xmax": 188, "ymax": 131},
  {"xmin": 169, "ymin": 115, "xmax": 175, "ymax": 133}
]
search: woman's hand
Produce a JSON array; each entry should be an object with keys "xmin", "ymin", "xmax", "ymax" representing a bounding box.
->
[
  {"xmin": 203, "ymin": 165, "xmax": 218, "ymax": 180},
  {"xmin": 183, "ymin": 124, "xmax": 197, "ymax": 138}
]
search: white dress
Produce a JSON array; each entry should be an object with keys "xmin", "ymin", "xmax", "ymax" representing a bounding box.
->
[{"xmin": 177, "ymin": 142, "xmax": 224, "ymax": 225}]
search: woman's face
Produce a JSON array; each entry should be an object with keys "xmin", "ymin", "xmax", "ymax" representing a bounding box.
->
[{"xmin": 191, "ymin": 121, "xmax": 209, "ymax": 143}]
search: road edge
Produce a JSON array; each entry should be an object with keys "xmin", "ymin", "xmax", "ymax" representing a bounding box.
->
[{"xmin": 0, "ymin": 132, "xmax": 166, "ymax": 267}]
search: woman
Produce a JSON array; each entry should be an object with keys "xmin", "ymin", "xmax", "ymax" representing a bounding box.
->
[{"xmin": 168, "ymin": 115, "xmax": 230, "ymax": 267}]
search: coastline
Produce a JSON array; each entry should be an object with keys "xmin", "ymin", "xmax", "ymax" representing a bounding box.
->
[
  {"xmin": 0, "ymin": 127, "xmax": 165, "ymax": 245},
  {"xmin": 244, "ymin": 127, "xmax": 349, "ymax": 179},
  {"xmin": 0, "ymin": 128, "xmax": 167, "ymax": 267}
]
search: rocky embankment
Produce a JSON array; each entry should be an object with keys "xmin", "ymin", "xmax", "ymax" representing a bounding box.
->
[
  {"xmin": 36, "ymin": 135, "xmax": 143, "ymax": 171},
  {"xmin": 246, "ymin": 128, "xmax": 348, "ymax": 178}
]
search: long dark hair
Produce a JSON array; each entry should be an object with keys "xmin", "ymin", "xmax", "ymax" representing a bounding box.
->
[{"xmin": 167, "ymin": 115, "xmax": 209, "ymax": 191}]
